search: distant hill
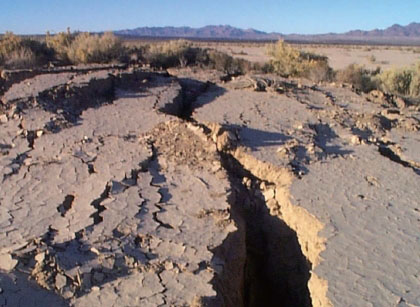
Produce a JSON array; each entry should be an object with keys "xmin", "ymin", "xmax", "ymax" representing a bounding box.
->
[
  {"xmin": 115, "ymin": 23, "xmax": 420, "ymax": 45},
  {"xmin": 344, "ymin": 22, "xmax": 420, "ymax": 37},
  {"xmin": 115, "ymin": 25, "xmax": 282, "ymax": 40}
]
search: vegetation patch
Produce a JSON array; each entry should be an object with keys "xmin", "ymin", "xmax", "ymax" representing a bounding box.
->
[
  {"xmin": 266, "ymin": 41, "xmax": 333, "ymax": 82},
  {"xmin": 335, "ymin": 64, "xmax": 379, "ymax": 93},
  {"xmin": 0, "ymin": 32, "xmax": 52, "ymax": 69}
]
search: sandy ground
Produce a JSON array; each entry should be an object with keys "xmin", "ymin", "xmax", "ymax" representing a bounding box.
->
[{"xmin": 198, "ymin": 42, "xmax": 420, "ymax": 70}]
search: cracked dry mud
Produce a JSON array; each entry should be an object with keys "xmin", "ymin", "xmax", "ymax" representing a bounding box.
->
[{"xmin": 0, "ymin": 66, "xmax": 419, "ymax": 307}]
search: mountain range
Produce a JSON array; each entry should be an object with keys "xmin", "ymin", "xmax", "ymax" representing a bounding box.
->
[
  {"xmin": 115, "ymin": 22, "xmax": 420, "ymax": 44},
  {"xmin": 115, "ymin": 25, "xmax": 281, "ymax": 40}
]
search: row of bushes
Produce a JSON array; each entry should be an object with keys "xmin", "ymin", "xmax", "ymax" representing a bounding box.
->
[
  {"xmin": 0, "ymin": 32, "xmax": 53, "ymax": 68},
  {"xmin": 0, "ymin": 32, "xmax": 253, "ymax": 76},
  {"xmin": 0, "ymin": 31, "xmax": 124, "ymax": 68},
  {"xmin": 128, "ymin": 40, "xmax": 253, "ymax": 75},
  {"xmin": 335, "ymin": 63, "xmax": 420, "ymax": 99},
  {"xmin": 1, "ymin": 33, "xmax": 419, "ymax": 100},
  {"xmin": 46, "ymin": 31, "xmax": 123, "ymax": 64},
  {"xmin": 267, "ymin": 41, "xmax": 420, "ymax": 100}
]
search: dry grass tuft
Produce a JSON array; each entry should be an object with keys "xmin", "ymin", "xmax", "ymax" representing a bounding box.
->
[
  {"xmin": 142, "ymin": 40, "xmax": 200, "ymax": 68},
  {"xmin": 0, "ymin": 32, "xmax": 52, "ymax": 69},
  {"xmin": 335, "ymin": 64, "xmax": 378, "ymax": 92},
  {"xmin": 48, "ymin": 31, "xmax": 124, "ymax": 64},
  {"xmin": 45, "ymin": 30, "xmax": 75, "ymax": 63},
  {"xmin": 379, "ymin": 64, "xmax": 420, "ymax": 97},
  {"xmin": 267, "ymin": 41, "xmax": 333, "ymax": 82}
]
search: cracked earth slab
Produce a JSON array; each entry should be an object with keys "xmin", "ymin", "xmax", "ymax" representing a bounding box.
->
[
  {"xmin": 191, "ymin": 71, "xmax": 420, "ymax": 306},
  {"xmin": 0, "ymin": 67, "xmax": 244, "ymax": 306},
  {"xmin": 1, "ymin": 65, "xmax": 420, "ymax": 306}
]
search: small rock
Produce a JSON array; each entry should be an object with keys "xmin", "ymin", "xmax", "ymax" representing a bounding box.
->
[
  {"xmin": 35, "ymin": 252, "xmax": 45, "ymax": 263},
  {"xmin": 90, "ymin": 247, "xmax": 100, "ymax": 256},
  {"xmin": 55, "ymin": 273, "xmax": 67, "ymax": 289},
  {"xmin": 91, "ymin": 286, "xmax": 100, "ymax": 292},
  {"xmin": 267, "ymin": 198, "xmax": 278, "ymax": 210},
  {"xmin": 62, "ymin": 288, "xmax": 74, "ymax": 299},
  {"xmin": 350, "ymin": 135, "xmax": 361, "ymax": 145},
  {"xmin": 0, "ymin": 254, "xmax": 18, "ymax": 271},
  {"xmin": 0, "ymin": 114, "xmax": 8, "ymax": 124},
  {"xmin": 242, "ymin": 177, "xmax": 251, "ymax": 189},
  {"xmin": 263, "ymin": 188, "xmax": 275, "ymax": 200},
  {"xmin": 394, "ymin": 96, "xmax": 406, "ymax": 109},
  {"xmin": 164, "ymin": 261, "xmax": 174, "ymax": 270},
  {"xmin": 369, "ymin": 90, "xmax": 385, "ymax": 99}
]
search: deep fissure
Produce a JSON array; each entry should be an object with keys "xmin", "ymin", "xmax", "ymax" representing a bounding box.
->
[
  {"xmin": 220, "ymin": 152, "xmax": 312, "ymax": 307},
  {"xmin": 167, "ymin": 79, "xmax": 313, "ymax": 306}
]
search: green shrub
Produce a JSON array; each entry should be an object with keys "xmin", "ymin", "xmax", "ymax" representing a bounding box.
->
[
  {"xmin": 266, "ymin": 41, "xmax": 332, "ymax": 81},
  {"xmin": 335, "ymin": 64, "xmax": 378, "ymax": 92}
]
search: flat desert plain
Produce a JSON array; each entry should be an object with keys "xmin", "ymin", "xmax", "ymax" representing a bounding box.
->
[{"xmin": 200, "ymin": 41, "xmax": 420, "ymax": 70}]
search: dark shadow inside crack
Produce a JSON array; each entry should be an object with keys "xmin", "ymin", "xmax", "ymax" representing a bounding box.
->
[
  {"xmin": 57, "ymin": 195, "xmax": 75, "ymax": 217},
  {"xmin": 0, "ymin": 271, "xmax": 69, "ymax": 307},
  {"xmin": 309, "ymin": 123, "xmax": 353, "ymax": 157},
  {"xmin": 158, "ymin": 77, "xmax": 226, "ymax": 119},
  {"xmin": 11, "ymin": 70, "xmax": 177, "ymax": 134},
  {"xmin": 206, "ymin": 152, "xmax": 313, "ymax": 307},
  {"xmin": 236, "ymin": 126, "xmax": 292, "ymax": 149},
  {"xmin": 10, "ymin": 225, "xmax": 154, "ymax": 302},
  {"xmin": 378, "ymin": 145, "xmax": 420, "ymax": 176}
]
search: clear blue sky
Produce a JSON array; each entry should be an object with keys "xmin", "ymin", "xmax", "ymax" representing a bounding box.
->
[{"xmin": 1, "ymin": 0, "xmax": 419, "ymax": 35}]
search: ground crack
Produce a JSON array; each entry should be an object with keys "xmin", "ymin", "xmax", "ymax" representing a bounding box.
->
[{"xmin": 89, "ymin": 184, "xmax": 111, "ymax": 225}]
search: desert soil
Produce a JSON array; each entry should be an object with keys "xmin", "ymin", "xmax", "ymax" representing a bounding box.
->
[
  {"xmin": 0, "ymin": 63, "xmax": 419, "ymax": 306},
  {"xmin": 200, "ymin": 42, "xmax": 420, "ymax": 70}
]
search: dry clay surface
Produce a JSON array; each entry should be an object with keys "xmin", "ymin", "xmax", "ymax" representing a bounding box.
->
[
  {"xmin": 0, "ymin": 66, "xmax": 419, "ymax": 306},
  {"xmin": 192, "ymin": 72, "xmax": 420, "ymax": 306},
  {"xmin": 0, "ymin": 68, "xmax": 243, "ymax": 306}
]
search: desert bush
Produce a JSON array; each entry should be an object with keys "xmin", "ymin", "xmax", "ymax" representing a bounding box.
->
[
  {"xmin": 143, "ymin": 40, "xmax": 201, "ymax": 68},
  {"xmin": 379, "ymin": 68, "xmax": 412, "ymax": 96},
  {"xmin": 46, "ymin": 30, "xmax": 75, "ymax": 63},
  {"xmin": 368, "ymin": 55, "xmax": 376, "ymax": 63},
  {"xmin": 380, "ymin": 66, "xmax": 419, "ymax": 97},
  {"xmin": 335, "ymin": 64, "xmax": 378, "ymax": 92},
  {"xmin": 378, "ymin": 64, "xmax": 420, "ymax": 97},
  {"xmin": 65, "ymin": 32, "xmax": 124, "ymax": 64},
  {"xmin": 266, "ymin": 41, "xmax": 332, "ymax": 81},
  {"xmin": 206, "ymin": 49, "xmax": 251, "ymax": 75},
  {"xmin": 141, "ymin": 40, "xmax": 251, "ymax": 74},
  {"xmin": 409, "ymin": 63, "xmax": 420, "ymax": 97},
  {"xmin": 0, "ymin": 32, "xmax": 52, "ymax": 68}
]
